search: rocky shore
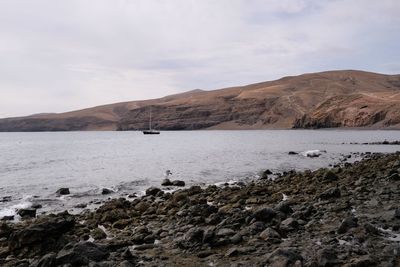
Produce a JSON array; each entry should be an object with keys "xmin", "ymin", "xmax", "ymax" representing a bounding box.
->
[{"xmin": 1, "ymin": 153, "xmax": 400, "ymax": 266}]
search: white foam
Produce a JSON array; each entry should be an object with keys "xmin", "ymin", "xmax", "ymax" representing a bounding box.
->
[
  {"xmin": 0, "ymin": 201, "xmax": 32, "ymax": 218},
  {"xmin": 302, "ymin": 150, "xmax": 325, "ymax": 157}
]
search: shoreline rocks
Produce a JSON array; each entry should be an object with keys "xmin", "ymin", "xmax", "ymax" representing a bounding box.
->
[{"xmin": 1, "ymin": 152, "xmax": 400, "ymax": 266}]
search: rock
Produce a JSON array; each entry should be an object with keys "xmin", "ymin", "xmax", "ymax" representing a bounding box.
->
[
  {"xmin": 364, "ymin": 223, "xmax": 381, "ymax": 235},
  {"xmin": 253, "ymin": 207, "xmax": 277, "ymax": 222},
  {"xmin": 161, "ymin": 178, "xmax": 173, "ymax": 186},
  {"xmin": 230, "ymin": 233, "xmax": 242, "ymax": 244},
  {"xmin": 1, "ymin": 196, "xmax": 12, "ymax": 202},
  {"xmin": 275, "ymin": 201, "xmax": 293, "ymax": 214},
  {"xmin": 31, "ymin": 203, "xmax": 42, "ymax": 209},
  {"xmin": 91, "ymin": 228, "xmax": 107, "ymax": 240},
  {"xmin": 323, "ymin": 170, "xmax": 338, "ymax": 181},
  {"xmin": 249, "ymin": 221, "xmax": 266, "ymax": 234},
  {"xmin": 56, "ymin": 242, "xmax": 109, "ymax": 265},
  {"xmin": 145, "ymin": 187, "xmax": 162, "ymax": 196},
  {"xmin": 316, "ymin": 248, "xmax": 338, "ymax": 266},
  {"xmin": 56, "ymin": 188, "xmax": 70, "ymax": 195},
  {"xmin": 36, "ymin": 252, "xmax": 56, "ymax": 267},
  {"xmin": 216, "ymin": 228, "xmax": 235, "ymax": 237},
  {"xmin": 186, "ymin": 227, "xmax": 204, "ymax": 243},
  {"xmin": 337, "ymin": 217, "xmax": 358, "ymax": 234},
  {"xmin": 134, "ymin": 244, "xmax": 155, "ymax": 250},
  {"xmin": 116, "ymin": 260, "xmax": 135, "ymax": 267},
  {"xmin": 17, "ymin": 208, "xmax": 36, "ymax": 218},
  {"xmin": 395, "ymin": 208, "xmax": 400, "ymax": 219},
  {"xmin": 319, "ymin": 187, "xmax": 341, "ymax": 200},
  {"xmin": 9, "ymin": 213, "xmax": 75, "ymax": 253},
  {"xmin": 265, "ymin": 248, "xmax": 303, "ymax": 267},
  {"xmin": 75, "ymin": 203, "xmax": 87, "ymax": 209},
  {"xmin": 388, "ymin": 173, "xmax": 400, "ymax": 181},
  {"xmin": 288, "ymin": 151, "xmax": 298, "ymax": 155},
  {"xmin": 0, "ymin": 222, "xmax": 13, "ymax": 238},
  {"xmin": 172, "ymin": 180, "xmax": 185, "ymax": 187},
  {"xmin": 101, "ymin": 188, "xmax": 113, "ymax": 195},
  {"xmin": 261, "ymin": 169, "xmax": 272, "ymax": 179},
  {"xmin": 225, "ymin": 247, "xmax": 239, "ymax": 257},
  {"xmin": 259, "ymin": 227, "xmax": 281, "ymax": 241},
  {"xmin": 1, "ymin": 215, "xmax": 14, "ymax": 221},
  {"xmin": 280, "ymin": 218, "xmax": 298, "ymax": 232}
]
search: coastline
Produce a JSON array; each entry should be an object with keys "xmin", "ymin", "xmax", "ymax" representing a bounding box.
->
[{"xmin": 1, "ymin": 152, "xmax": 399, "ymax": 266}]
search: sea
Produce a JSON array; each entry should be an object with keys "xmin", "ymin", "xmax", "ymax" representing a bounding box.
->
[{"xmin": 0, "ymin": 130, "xmax": 399, "ymax": 219}]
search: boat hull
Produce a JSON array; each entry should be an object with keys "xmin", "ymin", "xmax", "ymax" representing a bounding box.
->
[{"xmin": 142, "ymin": 130, "xmax": 160, "ymax": 135}]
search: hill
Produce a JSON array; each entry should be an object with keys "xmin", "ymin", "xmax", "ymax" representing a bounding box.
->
[{"xmin": 1, "ymin": 70, "xmax": 400, "ymax": 131}]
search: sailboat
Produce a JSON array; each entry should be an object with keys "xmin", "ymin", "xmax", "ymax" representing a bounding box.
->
[{"xmin": 142, "ymin": 107, "xmax": 160, "ymax": 135}]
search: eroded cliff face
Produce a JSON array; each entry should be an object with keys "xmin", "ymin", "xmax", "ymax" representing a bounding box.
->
[{"xmin": 1, "ymin": 70, "xmax": 400, "ymax": 131}]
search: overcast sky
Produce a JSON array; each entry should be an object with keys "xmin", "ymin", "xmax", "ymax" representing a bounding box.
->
[{"xmin": 0, "ymin": 0, "xmax": 399, "ymax": 117}]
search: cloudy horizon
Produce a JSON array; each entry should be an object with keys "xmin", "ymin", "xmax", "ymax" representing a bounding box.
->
[{"xmin": 0, "ymin": 0, "xmax": 399, "ymax": 118}]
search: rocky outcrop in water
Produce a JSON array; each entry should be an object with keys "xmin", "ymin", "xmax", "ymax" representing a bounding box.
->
[{"xmin": 0, "ymin": 153, "xmax": 400, "ymax": 266}]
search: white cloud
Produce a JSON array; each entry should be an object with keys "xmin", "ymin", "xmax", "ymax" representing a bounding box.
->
[{"xmin": 0, "ymin": 0, "xmax": 399, "ymax": 117}]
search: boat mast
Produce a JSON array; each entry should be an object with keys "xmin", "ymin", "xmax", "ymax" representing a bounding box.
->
[{"xmin": 149, "ymin": 107, "xmax": 152, "ymax": 130}]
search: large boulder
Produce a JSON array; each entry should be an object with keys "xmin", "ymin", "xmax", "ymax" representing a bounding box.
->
[
  {"xmin": 17, "ymin": 208, "xmax": 36, "ymax": 218},
  {"xmin": 56, "ymin": 241, "xmax": 109, "ymax": 265},
  {"xmin": 56, "ymin": 188, "xmax": 70, "ymax": 195},
  {"xmin": 9, "ymin": 213, "xmax": 75, "ymax": 255}
]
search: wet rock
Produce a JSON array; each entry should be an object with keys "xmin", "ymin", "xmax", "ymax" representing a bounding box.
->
[
  {"xmin": 261, "ymin": 169, "xmax": 272, "ymax": 179},
  {"xmin": 101, "ymin": 188, "xmax": 113, "ymax": 195},
  {"xmin": 56, "ymin": 188, "xmax": 70, "ymax": 195},
  {"xmin": 1, "ymin": 196, "xmax": 12, "ymax": 202},
  {"xmin": 172, "ymin": 180, "xmax": 185, "ymax": 187},
  {"xmin": 161, "ymin": 178, "xmax": 173, "ymax": 186},
  {"xmin": 319, "ymin": 187, "xmax": 341, "ymax": 200},
  {"xmin": 91, "ymin": 228, "xmax": 107, "ymax": 240},
  {"xmin": 31, "ymin": 203, "xmax": 43, "ymax": 209},
  {"xmin": 35, "ymin": 252, "xmax": 56, "ymax": 267},
  {"xmin": 145, "ymin": 187, "xmax": 162, "ymax": 196},
  {"xmin": 1, "ymin": 215, "xmax": 14, "ymax": 221},
  {"xmin": 265, "ymin": 248, "xmax": 303, "ymax": 267},
  {"xmin": 75, "ymin": 203, "xmax": 87, "ymax": 209},
  {"xmin": 337, "ymin": 216, "xmax": 358, "ymax": 234},
  {"xmin": 323, "ymin": 170, "xmax": 338, "ymax": 181},
  {"xmin": 0, "ymin": 222, "xmax": 13, "ymax": 238},
  {"xmin": 17, "ymin": 208, "xmax": 36, "ymax": 218},
  {"xmin": 395, "ymin": 208, "xmax": 400, "ymax": 219},
  {"xmin": 56, "ymin": 242, "xmax": 109, "ymax": 265},
  {"xmin": 253, "ymin": 207, "xmax": 277, "ymax": 222},
  {"xmin": 9, "ymin": 213, "xmax": 75, "ymax": 253}
]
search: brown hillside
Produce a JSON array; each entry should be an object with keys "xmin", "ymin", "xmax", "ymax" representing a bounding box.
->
[{"xmin": 0, "ymin": 70, "xmax": 399, "ymax": 131}]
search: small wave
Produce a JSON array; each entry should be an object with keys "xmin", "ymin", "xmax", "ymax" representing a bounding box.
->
[{"xmin": 0, "ymin": 200, "xmax": 32, "ymax": 218}]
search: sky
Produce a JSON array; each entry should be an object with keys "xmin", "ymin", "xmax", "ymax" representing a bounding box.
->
[{"xmin": 0, "ymin": 0, "xmax": 399, "ymax": 117}]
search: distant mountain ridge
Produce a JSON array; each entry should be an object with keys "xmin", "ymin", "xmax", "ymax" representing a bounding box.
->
[{"xmin": 1, "ymin": 70, "xmax": 400, "ymax": 131}]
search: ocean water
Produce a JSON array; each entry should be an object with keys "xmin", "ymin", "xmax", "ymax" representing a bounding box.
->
[{"xmin": 0, "ymin": 130, "xmax": 399, "ymax": 218}]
